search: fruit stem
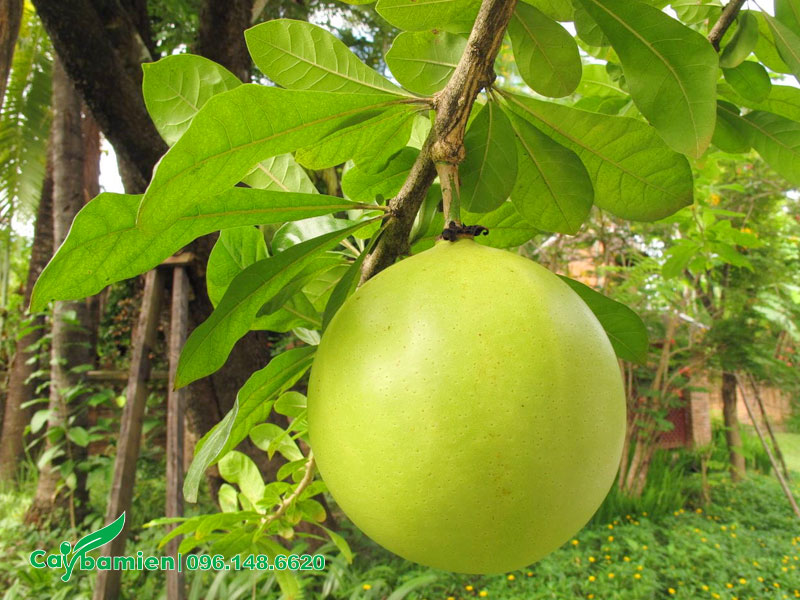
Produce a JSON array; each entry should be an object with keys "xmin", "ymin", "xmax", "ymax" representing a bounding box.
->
[{"xmin": 437, "ymin": 161, "xmax": 462, "ymax": 225}]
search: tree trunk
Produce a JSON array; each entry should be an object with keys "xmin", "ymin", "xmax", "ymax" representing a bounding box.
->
[
  {"xmin": 0, "ymin": 0, "xmax": 23, "ymax": 103},
  {"xmin": 194, "ymin": 0, "xmax": 253, "ymax": 82},
  {"xmin": 0, "ymin": 153, "xmax": 54, "ymax": 480},
  {"xmin": 722, "ymin": 370, "xmax": 746, "ymax": 482},
  {"xmin": 25, "ymin": 59, "xmax": 94, "ymax": 525}
]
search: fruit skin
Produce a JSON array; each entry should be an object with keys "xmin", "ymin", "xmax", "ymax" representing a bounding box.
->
[{"xmin": 308, "ymin": 239, "xmax": 626, "ymax": 574}]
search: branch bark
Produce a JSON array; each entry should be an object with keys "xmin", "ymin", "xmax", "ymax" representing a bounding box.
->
[
  {"xmin": 708, "ymin": 0, "xmax": 746, "ymax": 51},
  {"xmin": 360, "ymin": 0, "xmax": 518, "ymax": 282},
  {"xmin": 0, "ymin": 0, "xmax": 23, "ymax": 104}
]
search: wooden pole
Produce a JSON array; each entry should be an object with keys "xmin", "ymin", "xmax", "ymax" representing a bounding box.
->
[
  {"xmin": 166, "ymin": 267, "xmax": 189, "ymax": 600},
  {"xmin": 735, "ymin": 375, "xmax": 800, "ymax": 520},
  {"xmin": 746, "ymin": 371, "xmax": 791, "ymax": 481},
  {"xmin": 93, "ymin": 269, "xmax": 165, "ymax": 600}
]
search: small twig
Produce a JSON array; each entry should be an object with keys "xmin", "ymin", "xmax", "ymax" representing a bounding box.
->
[
  {"xmin": 708, "ymin": 0, "xmax": 747, "ymax": 51},
  {"xmin": 437, "ymin": 162, "xmax": 461, "ymax": 224},
  {"xmin": 263, "ymin": 452, "xmax": 316, "ymax": 526}
]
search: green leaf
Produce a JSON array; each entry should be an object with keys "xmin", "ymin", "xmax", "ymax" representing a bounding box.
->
[
  {"xmin": 503, "ymin": 92, "xmax": 693, "ymax": 221},
  {"xmin": 670, "ymin": 0, "xmax": 722, "ymax": 25},
  {"xmin": 184, "ymin": 346, "xmax": 315, "ymax": 503},
  {"xmin": 295, "ymin": 105, "xmax": 417, "ymax": 171},
  {"xmin": 520, "ymin": 0, "xmax": 573, "ymax": 21},
  {"xmin": 777, "ymin": 0, "xmax": 800, "ymax": 35},
  {"xmin": 142, "ymin": 54, "xmax": 241, "ymax": 146},
  {"xmin": 506, "ymin": 109, "xmax": 592, "ymax": 234},
  {"xmin": 341, "ymin": 147, "xmax": 416, "ymax": 203},
  {"xmin": 711, "ymin": 101, "xmax": 750, "ymax": 154},
  {"xmin": 460, "ymin": 102, "xmax": 518, "ymax": 213},
  {"xmin": 274, "ymin": 391, "xmax": 307, "ymax": 418},
  {"xmin": 135, "ymin": 86, "xmax": 414, "ymax": 232},
  {"xmin": 386, "ymin": 574, "xmax": 440, "ymax": 600},
  {"xmin": 722, "ymin": 61, "xmax": 771, "ymax": 103},
  {"xmin": 754, "ymin": 12, "xmax": 793, "ymax": 73},
  {"xmin": 250, "ymin": 423, "xmax": 303, "ymax": 461},
  {"xmin": 321, "ymin": 226, "xmax": 385, "ymax": 330},
  {"xmin": 255, "ymin": 291, "xmax": 321, "ymax": 332},
  {"xmin": 385, "ymin": 30, "xmax": 466, "ymax": 95},
  {"xmin": 245, "ymin": 19, "xmax": 405, "ymax": 96},
  {"xmin": 719, "ymin": 10, "xmax": 758, "ymax": 69},
  {"xmin": 67, "ymin": 426, "xmax": 90, "ymax": 447},
  {"xmin": 509, "ymin": 3, "xmax": 582, "ymax": 98},
  {"xmin": 575, "ymin": 0, "xmax": 718, "ymax": 158},
  {"xmin": 762, "ymin": 10, "xmax": 800, "ymax": 82},
  {"xmin": 573, "ymin": 3, "xmax": 610, "ymax": 47},
  {"xmin": 719, "ymin": 82, "xmax": 800, "ymax": 122},
  {"xmin": 31, "ymin": 190, "xmax": 366, "ymax": 311},
  {"xmin": 207, "ymin": 227, "xmax": 269, "ymax": 308},
  {"xmin": 558, "ymin": 276, "xmax": 649, "ymax": 363},
  {"xmin": 740, "ymin": 109, "xmax": 800, "ymax": 185},
  {"xmin": 320, "ymin": 526, "xmax": 354, "ymax": 563},
  {"xmin": 375, "ymin": 0, "xmax": 481, "ymax": 33},
  {"xmin": 415, "ymin": 202, "xmax": 539, "ymax": 251},
  {"xmin": 218, "ymin": 451, "xmax": 265, "ymax": 505},
  {"xmin": 218, "ymin": 484, "xmax": 239, "ymax": 513},
  {"xmin": 242, "ymin": 153, "xmax": 317, "ymax": 193},
  {"xmin": 662, "ymin": 241, "xmax": 701, "ymax": 279},
  {"xmin": 463, "ymin": 202, "xmax": 539, "ymax": 247},
  {"xmin": 176, "ymin": 220, "xmax": 375, "ymax": 387},
  {"xmin": 272, "ymin": 217, "xmax": 356, "ymax": 253}
]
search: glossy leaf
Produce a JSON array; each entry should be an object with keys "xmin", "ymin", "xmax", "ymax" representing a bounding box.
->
[
  {"xmin": 576, "ymin": 0, "xmax": 718, "ymax": 158},
  {"xmin": 272, "ymin": 216, "xmax": 356, "ymax": 253},
  {"xmin": 719, "ymin": 10, "xmax": 758, "ymax": 69},
  {"xmin": 31, "ymin": 190, "xmax": 366, "ymax": 311},
  {"xmin": 762, "ymin": 11, "xmax": 800, "ymax": 82},
  {"xmin": 739, "ymin": 108, "xmax": 800, "ymax": 185},
  {"xmin": 520, "ymin": 0, "xmax": 573, "ymax": 21},
  {"xmin": 184, "ymin": 346, "xmax": 315, "ymax": 502},
  {"xmin": 719, "ymin": 82, "xmax": 800, "ymax": 122},
  {"xmin": 375, "ymin": 0, "xmax": 481, "ymax": 33},
  {"xmin": 207, "ymin": 227, "xmax": 268, "ymax": 307},
  {"xmin": 754, "ymin": 12, "xmax": 793, "ymax": 73},
  {"xmin": 385, "ymin": 31, "xmax": 466, "ymax": 95},
  {"xmin": 509, "ymin": 3, "xmax": 582, "ymax": 98},
  {"xmin": 341, "ymin": 147, "xmax": 416, "ymax": 203},
  {"xmin": 142, "ymin": 54, "xmax": 241, "ymax": 145},
  {"xmin": 777, "ymin": 0, "xmax": 800, "ymax": 35},
  {"xmin": 218, "ymin": 451, "xmax": 265, "ymax": 505},
  {"xmin": 135, "ymin": 86, "xmax": 412, "ymax": 231},
  {"xmin": 242, "ymin": 153, "xmax": 317, "ymax": 193},
  {"xmin": 503, "ymin": 93, "xmax": 693, "ymax": 221},
  {"xmin": 322, "ymin": 226, "xmax": 385, "ymax": 330},
  {"xmin": 250, "ymin": 423, "xmax": 303, "ymax": 461},
  {"xmin": 507, "ymin": 109, "xmax": 593, "ymax": 234},
  {"xmin": 460, "ymin": 102, "xmax": 518, "ymax": 213},
  {"xmin": 245, "ymin": 19, "xmax": 405, "ymax": 95},
  {"xmin": 558, "ymin": 275, "xmax": 649, "ymax": 364},
  {"xmin": 175, "ymin": 220, "xmax": 375, "ymax": 387},
  {"xmin": 711, "ymin": 101, "xmax": 750, "ymax": 154},
  {"xmin": 722, "ymin": 61, "xmax": 771, "ymax": 103},
  {"xmin": 295, "ymin": 105, "xmax": 417, "ymax": 170},
  {"xmin": 462, "ymin": 202, "xmax": 539, "ymax": 248}
]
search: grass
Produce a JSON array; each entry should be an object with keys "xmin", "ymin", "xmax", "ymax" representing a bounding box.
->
[
  {"xmin": 775, "ymin": 432, "xmax": 800, "ymax": 474},
  {"xmin": 319, "ymin": 474, "xmax": 800, "ymax": 600},
  {"xmin": 3, "ymin": 466, "xmax": 799, "ymax": 599}
]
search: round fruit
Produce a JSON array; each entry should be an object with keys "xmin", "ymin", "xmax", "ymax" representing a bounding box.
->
[{"xmin": 308, "ymin": 238, "xmax": 626, "ymax": 574}]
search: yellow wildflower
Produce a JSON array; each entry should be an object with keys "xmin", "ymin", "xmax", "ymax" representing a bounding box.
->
[
  {"xmin": 362, "ymin": 584, "xmax": 371, "ymax": 591},
  {"xmin": 507, "ymin": 574, "xmax": 515, "ymax": 581}
]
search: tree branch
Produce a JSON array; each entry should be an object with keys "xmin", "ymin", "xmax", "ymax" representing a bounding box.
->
[
  {"xmin": 708, "ymin": 0, "xmax": 746, "ymax": 51},
  {"xmin": 32, "ymin": 0, "xmax": 167, "ymax": 191},
  {"xmin": 360, "ymin": 0, "xmax": 518, "ymax": 282}
]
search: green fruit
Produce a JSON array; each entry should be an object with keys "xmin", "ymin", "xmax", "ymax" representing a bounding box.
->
[{"xmin": 308, "ymin": 239, "xmax": 626, "ymax": 574}]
